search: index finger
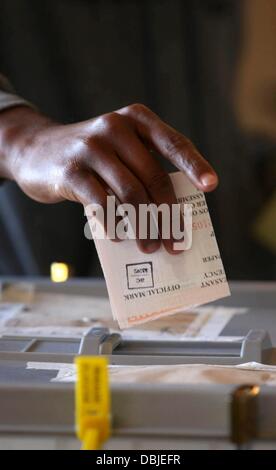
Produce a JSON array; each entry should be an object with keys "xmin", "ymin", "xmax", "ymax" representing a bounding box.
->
[{"xmin": 117, "ymin": 103, "xmax": 218, "ymax": 192}]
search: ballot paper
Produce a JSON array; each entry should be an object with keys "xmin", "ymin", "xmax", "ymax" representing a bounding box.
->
[{"xmin": 93, "ymin": 172, "xmax": 230, "ymax": 328}]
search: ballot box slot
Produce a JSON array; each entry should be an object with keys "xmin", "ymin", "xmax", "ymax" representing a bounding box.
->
[
  {"xmin": 0, "ymin": 328, "xmax": 272, "ymax": 366},
  {"xmin": 112, "ymin": 340, "xmax": 242, "ymax": 357}
]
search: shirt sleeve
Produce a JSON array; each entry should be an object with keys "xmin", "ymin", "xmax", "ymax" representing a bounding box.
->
[
  {"xmin": 0, "ymin": 73, "xmax": 34, "ymax": 112},
  {"xmin": 0, "ymin": 73, "xmax": 35, "ymax": 185}
]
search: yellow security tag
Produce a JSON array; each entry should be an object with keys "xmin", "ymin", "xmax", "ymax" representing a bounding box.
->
[
  {"xmin": 75, "ymin": 356, "xmax": 110, "ymax": 450},
  {"xmin": 82, "ymin": 428, "xmax": 100, "ymax": 451}
]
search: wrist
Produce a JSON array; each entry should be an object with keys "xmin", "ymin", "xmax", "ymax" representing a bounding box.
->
[{"xmin": 0, "ymin": 106, "xmax": 55, "ymax": 181}]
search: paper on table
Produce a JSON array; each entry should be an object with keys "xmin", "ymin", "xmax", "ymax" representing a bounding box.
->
[
  {"xmin": 0, "ymin": 297, "xmax": 245, "ymax": 343},
  {"xmin": 27, "ymin": 361, "xmax": 276, "ymax": 386},
  {"xmin": 106, "ymin": 363, "xmax": 276, "ymax": 386},
  {"xmin": 0, "ymin": 283, "xmax": 242, "ymax": 340},
  {"xmin": 93, "ymin": 172, "xmax": 230, "ymax": 328},
  {"xmin": 0, "ymin": 303, "xmax": 25, "ymax": 327},
  {"xmin": 0, "ymin": 291, "xmax": 115, "ymax": 337}
]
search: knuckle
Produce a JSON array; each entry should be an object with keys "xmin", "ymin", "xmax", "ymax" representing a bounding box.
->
[
  {"xmin": 165, "ymin": 132, "xmax": 204, "ymax": 175},
  {"xmin": 96, "ymin": 112, "xmax": 122, "ymax": 133},
  {"xmin": 188, "ymin": 156, "xmax": 202, "ymax": 175},
  {"xmin": 165, "ymin": 132, "xmax": 186, "ymax": 158},
  {"xmin": 80, "ymin": 134, "xmax": 101, "ymax": 154},
  {"xmin": 60, "ymin": 183, "xmax": 78, "ymax": 202},
  {"xmin": 127, "ymin": 102, "xmax": 150, "ymax": 116}
]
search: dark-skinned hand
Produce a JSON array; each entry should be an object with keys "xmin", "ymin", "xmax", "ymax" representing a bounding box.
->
[{"xmin": 0, "ymin": 104, "xmax": 218, "ymax": 254}]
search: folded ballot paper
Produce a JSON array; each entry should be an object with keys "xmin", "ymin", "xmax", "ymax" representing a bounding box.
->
[{"xmin": 93, "ymin": 172, "xmax": 230, "ymax": 329}]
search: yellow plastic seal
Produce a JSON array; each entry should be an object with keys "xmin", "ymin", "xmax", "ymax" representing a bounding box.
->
[{"xmin": 75, "ymin": 356, "xmax": 110, "ymax": 450}]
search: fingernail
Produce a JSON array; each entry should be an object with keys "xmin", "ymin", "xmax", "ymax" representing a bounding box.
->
[
  {"xmin": 164, "ymin": 240, "xmax": 184, "ymax": 255},
  {"xmin": 200, "ymin": 173, "xmax": 218, "ymax": 187},
  {"xmin": 142, "ymin": 239, "xmax": 161, "ymax": 254}
]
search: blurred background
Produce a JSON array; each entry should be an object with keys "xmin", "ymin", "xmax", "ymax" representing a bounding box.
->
[{"xmin": 0, "ymin": 0, "xmax": 275, "ymax": 280}]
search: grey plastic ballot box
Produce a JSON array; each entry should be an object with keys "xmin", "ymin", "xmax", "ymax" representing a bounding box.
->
[
  {"xmin": 0, "ymin": 279, "xmax": 275, "ymax": 449},
  {"xmin": 1, "ymin": 367, "xmax": 276, "ymax": 449}
]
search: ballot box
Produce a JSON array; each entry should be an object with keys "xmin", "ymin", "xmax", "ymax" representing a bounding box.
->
[{"xmin": 0, "ymin": 279, "xmax": 275, "ymax": 450}]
